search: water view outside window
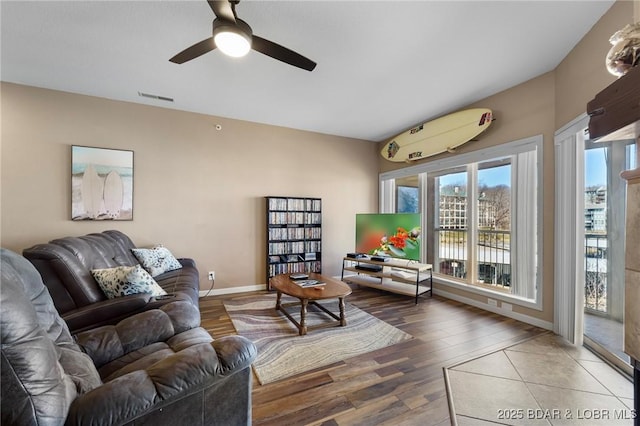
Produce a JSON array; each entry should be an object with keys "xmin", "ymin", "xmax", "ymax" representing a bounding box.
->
[
  {"xmin": 397, "ymin": 186, "xmax": 419, "ymax": 213},
  {"xmin": 396, "ymin": 176, "xmax": 420, "ymax": 214}
]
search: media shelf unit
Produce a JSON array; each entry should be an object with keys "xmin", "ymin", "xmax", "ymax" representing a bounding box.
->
[
  {"xmin": 341, "ymin": 257, "xmax": 432, "ymax": 304},
  {"xmin": 266, "ymin": 196, "xmax": 322, "ymax": 290}
]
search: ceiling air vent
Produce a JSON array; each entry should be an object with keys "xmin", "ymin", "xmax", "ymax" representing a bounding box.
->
[{"xmin": 137, "ymin": 91, "xmax": 174, "ymax": 102}]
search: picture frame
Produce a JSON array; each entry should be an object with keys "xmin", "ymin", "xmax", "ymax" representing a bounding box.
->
[{"xmin": 71, "ymin": 145, "xmax": 133, "ymax": 221}]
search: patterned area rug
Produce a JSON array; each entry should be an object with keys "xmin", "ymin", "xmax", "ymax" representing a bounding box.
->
[{"xmin": 224, "ymin": 292, "xmax": 413, "ymax": 385}]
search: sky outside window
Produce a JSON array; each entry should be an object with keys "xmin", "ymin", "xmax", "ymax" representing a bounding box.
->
[
  {"xmin": 585, "ymin": 148, "xmax": 607, "ymax": 187},
  {"xmin": 438, "ymin": 166, "xmax": 510, "ymax": 188},
  {"xmin": 439, "ymin": 171, "xmax": 467, "ymax": 188},
  {"xmin": 479, "ymin": 164, "xmax": 510, "ymax": 188}
]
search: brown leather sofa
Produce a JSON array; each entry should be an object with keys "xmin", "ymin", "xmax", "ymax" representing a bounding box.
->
[
  {"xmin": 1, "ymin": 248, "xmax": 257, "ymax": 426},
  {"xmin": 23, "ymin": 230, "xmax": 200, "ymax": 333}
]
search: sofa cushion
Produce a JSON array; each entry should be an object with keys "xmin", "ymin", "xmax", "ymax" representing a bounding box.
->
[
  {"xmin": 99, "ymin": 328, "xmax": 215, "ymax": 382},
  {"xmin": 92, "ymin": 265, "xmax": 166, "ymax": 299},
  {"xmin": 132, "ymin": 246, "xmax": 183, "ymax": 277}
]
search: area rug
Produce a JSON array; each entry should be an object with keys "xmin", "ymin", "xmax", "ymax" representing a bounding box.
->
[{"xmin": 223, "ymin": 292, "xmax": 413, "ymax": 385}]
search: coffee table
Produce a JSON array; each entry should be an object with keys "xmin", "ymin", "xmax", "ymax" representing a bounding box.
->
[{"xmin": 270, "ymin": 273, "xmax": 352, "ymax": 335}]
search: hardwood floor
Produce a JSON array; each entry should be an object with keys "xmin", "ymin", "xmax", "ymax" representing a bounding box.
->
[{"xmin": 199, "ymin": 286, "xmax": 548, "ymax": 426}]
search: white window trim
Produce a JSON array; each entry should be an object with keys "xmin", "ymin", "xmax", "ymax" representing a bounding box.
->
[
  {"xmin": 554, "ymin": 114, "xmax": 588, "ymax": 344},
  {"xmin": 380, "ymin": 178, "xmax": 395, "ymax": 213},
  {"xmin": 380, "ymin": 135, "xmax": 544, "ymax": 311}
]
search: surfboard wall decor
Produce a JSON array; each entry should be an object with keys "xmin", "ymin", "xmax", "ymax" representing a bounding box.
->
[
  {"xmin": 103, "ymin": 170, "xmax": 124, "ymax": 219},
  {"xmin": 71, "ymin": 145, "xmax": 133, "ymax": 221},
  {"xmin": 381, "ymin": 108, "xmax": 493, "ymax": 162},
  {"xmin": 81, "ymin": 164, "xmax": 105, "ymax": 219}
]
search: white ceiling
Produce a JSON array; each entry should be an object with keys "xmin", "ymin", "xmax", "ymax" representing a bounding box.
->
[{"xmin": 1, "ymin": 0, "xmax": 615, "ymax": 142}]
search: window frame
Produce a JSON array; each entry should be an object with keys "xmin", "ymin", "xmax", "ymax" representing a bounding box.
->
[{"xmin": 380, "ymin": 135, "xmax": 543, "ymax": 310}]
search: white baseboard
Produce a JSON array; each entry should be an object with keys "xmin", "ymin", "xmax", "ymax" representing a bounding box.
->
[
  {"xmin": 199, "ymin": 284, "xmax": 267, "ymax": 298},
  {"xmin": 434, "ymin": 288, "xmax": 553, "ymax": 331}
]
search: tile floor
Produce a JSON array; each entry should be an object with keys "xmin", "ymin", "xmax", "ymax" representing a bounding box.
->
[{"xmin": 446, "ymin": 333, "xmax": 635, "ymax": 425}]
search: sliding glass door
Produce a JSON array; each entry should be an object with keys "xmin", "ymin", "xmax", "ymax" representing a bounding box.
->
[{"xmin": 583, "ymin": 139, "xmax": 636, "ymax": 368}]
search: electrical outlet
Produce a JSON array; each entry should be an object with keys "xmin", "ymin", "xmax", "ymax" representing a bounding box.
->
[
  {"xmin": 487, "ymin": 298, "xmax": 498, "ymax": 307},
  {"xmin": 208, "ymin": 271, "xmax": 215, "ymax": 281}
]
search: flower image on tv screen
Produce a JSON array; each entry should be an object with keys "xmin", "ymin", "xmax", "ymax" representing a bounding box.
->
[{"xmin": 355, "ymin": 213, "xmax": 421, "ymax": 260}]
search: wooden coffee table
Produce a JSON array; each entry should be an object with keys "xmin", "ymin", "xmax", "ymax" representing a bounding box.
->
[{"xmin": 270, "ymin": 273, "xmax": 352, "ymax": 335}]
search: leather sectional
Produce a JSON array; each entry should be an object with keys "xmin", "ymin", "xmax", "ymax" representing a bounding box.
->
[
  {"xmin": 23, "ymin": 230, "xmax": 201, "ymax": 333},
  {"xmin": 1, "ymin": 247, "xmax": 257, "ymax": 425}
]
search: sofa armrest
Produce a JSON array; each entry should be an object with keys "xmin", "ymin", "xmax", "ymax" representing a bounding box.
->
[
  {"xmin": 67, "ymin": 338, "xmax": 257, "ymax": 425},
  {"xmin": 63, "ymin": 294, "xmax": 151, "ymax": 332},
  {"xmin": 212, "ymin": 335, "xmax": 258, "ymax": 376},
  {"xmin": 177, "ymin": 258, "xmax": 196, "ymax": 268},
  {"xmin": 75, "ymin": 301, "xmax": 201, "ymax": 367}
]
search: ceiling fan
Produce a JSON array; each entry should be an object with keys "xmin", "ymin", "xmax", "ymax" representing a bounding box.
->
[{"xmin": 170, "ymin": 0, "xmax": 317, "ymax": 71}]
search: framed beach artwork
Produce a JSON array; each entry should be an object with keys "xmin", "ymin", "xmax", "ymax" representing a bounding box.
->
[{"xmin": 71, "ymin": 146, "xmax": 133, "ymax": 221}]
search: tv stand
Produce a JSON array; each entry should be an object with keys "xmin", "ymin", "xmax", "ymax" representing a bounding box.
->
[{"xmin": 341, "ymin": 257, "xmax": 432, "ymax": 304}]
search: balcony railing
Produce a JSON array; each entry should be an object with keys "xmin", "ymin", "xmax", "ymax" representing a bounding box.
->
[
  {"xmin": 478, "ymin": 229, "xmax": 511, "ymax": 288},
  {"xmin": 435, "ymin": 229, "xmax": 511, "ymax": 290},
  {"xmin": 585, "ymin": 232, "xmax": 607, "ymax": 312}
]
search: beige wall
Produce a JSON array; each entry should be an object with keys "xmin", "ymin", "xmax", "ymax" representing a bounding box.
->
[
  {"xmin": 1, "ymin": 83, "xmax": 379, "ymax": 289},
  {"xmin": 376, "ymin": 0, "xmax": 633, "ymax": 325},
  {"xmin": 555, "ymin": 0, "xmax": 633, "ymax": 128}
]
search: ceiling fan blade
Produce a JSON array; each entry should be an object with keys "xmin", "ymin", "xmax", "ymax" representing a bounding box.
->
[
  {"xmin": 252, "ymin": 35, "xmax": 316, "ymax": 71},
  {"xmin": 169, "ymin": 37, "xmax": 216, "ymax": 64},
  {"xmin": 208, "ymin": 0, "xmax": 236, "ymax": 22}
]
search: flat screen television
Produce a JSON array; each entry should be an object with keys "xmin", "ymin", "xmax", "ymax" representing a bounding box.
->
[{"xmin": 355, "ymin": 213, "xmax": 421, "ymax": 260}]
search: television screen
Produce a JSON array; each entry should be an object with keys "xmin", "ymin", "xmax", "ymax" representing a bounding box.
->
[{"xmin": 355, "ymin": 213, "xmax": 421, "ymax": 260}]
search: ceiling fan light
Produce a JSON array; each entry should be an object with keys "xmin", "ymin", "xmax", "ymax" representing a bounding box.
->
[
  {"xmin": 214, "ymin": 30, "xmax": 251, "ymax": 57},
  {"xmin": 212, "ymin": 19, "xmax": 253, "ymax": 58}
]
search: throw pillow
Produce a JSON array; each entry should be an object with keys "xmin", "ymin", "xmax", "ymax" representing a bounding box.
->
[
  {"xmin": 131, "ymin": 246, "xmax": 183, "ymax": 277},
  {"xmin": 91, "ymin": 264, "xmax": 167, "ymax": 299}
]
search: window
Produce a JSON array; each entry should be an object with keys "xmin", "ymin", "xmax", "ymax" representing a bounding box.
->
[
  {"xmin": 431, "ymin": 158, "xmax": 521, "ymax": 294},
  {"xmin": 380, "ymin": 136, "xmax": 542, "ymax": 308},
  {"xmin": 396, "ymin": 176, "xmax": 420, "ymax": 213},
  {"xmin": 434, "ymin": 168, "xmax": 468, "ymax": 279},
  {"xmin": 477, "ymin": 160, "xmax": 511, "ymax": 289}
]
